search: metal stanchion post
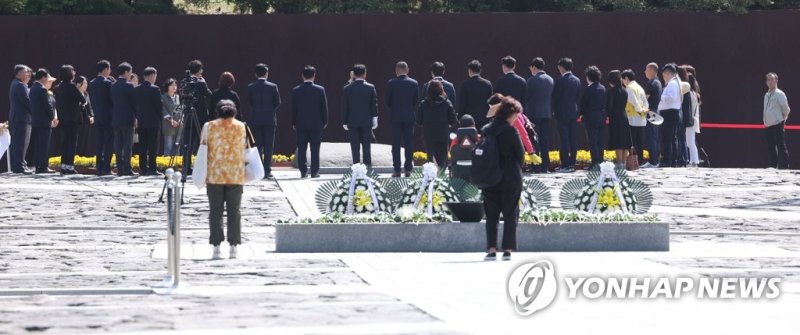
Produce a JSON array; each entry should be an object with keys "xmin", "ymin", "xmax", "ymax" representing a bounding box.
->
[
  {"xmin": 171, "ymin": 171, "xmax": 183, "ymax": 286},
  {"xmin": 154, "ymin": 169, "xmax": 185, "ymax": 292}
]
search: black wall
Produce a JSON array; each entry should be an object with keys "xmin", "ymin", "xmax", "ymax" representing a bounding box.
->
[{"xmin": 1, "ymin": 11, "xmax": 798, "ymax": 169}]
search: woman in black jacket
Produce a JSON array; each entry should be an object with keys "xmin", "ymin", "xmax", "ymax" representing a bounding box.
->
[
  {"xmin": 210, "ymin": 72, "xmax": 242, "ymax": 121},
  {"xmin": 416, "ymin": 80, "xmax": 458, "ymax": 170},
  {"xmin": 606, "ymin": 70, "xmax": 630, "ymax": 168},
  {"xmin": 75, "ymin": 76, "xmax": 94, "ymax": 157},
  {"xmin": 55, "ymin": 65, "xmax": 87, "ymax": 175},
  {"xmin": 482, "ymin": 96, "xmax": 525, "ymax": 261}
]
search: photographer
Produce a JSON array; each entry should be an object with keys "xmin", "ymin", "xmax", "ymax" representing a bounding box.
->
[{"xmin": 184, "ymin": 60, "xmax": 212, "ymax": 154}]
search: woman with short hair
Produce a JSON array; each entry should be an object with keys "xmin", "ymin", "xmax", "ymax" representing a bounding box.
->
[
  {"xmin": 201, "ymin": 99, "xmax": 247, "ymax": 259},
  {"xmin": 161, "ymin": 78, "xmax": 181, "ymax": 155},
  {"xmin": 210, "ymin": 72, "xmax": 242, "ymax": 120},
  {"xmin": 416, "ymin": 80, "xmax": 458, "ymax": 170},
  {"xmin": 481, "ymin": 97, "xmax": 525, "ymax": 262}
]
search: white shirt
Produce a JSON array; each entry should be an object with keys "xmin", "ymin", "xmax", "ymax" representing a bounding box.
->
[{"xmin": 658, "ymin": 77, "xmax": 682, "ymax": 111}]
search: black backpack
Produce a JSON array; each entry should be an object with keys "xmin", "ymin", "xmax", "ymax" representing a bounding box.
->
[{"xmin": 470, "ymin": 127, "xmax": 503, "ymax": 189}]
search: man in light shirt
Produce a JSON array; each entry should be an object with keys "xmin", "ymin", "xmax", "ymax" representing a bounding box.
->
[
  {"xmin": 657, "ymin": 63, "xmax": 682, "ymax": 167},
  {"xmin": 763, "ymin": 72, "xmax": 791, "ymax": 169}
]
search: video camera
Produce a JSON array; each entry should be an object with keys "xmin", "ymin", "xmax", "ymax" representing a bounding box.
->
[{"xmin": 179, "ymin": 70, "xmax": 199, "ymax": 106}]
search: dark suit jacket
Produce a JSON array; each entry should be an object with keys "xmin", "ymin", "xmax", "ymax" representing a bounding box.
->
[
  {"xmin": 292, "ymin": 81, "xmax": 328, "ymax": 130},
  {"xmin": 190, "ymin": 76, "xmax": 213, "ymax": 124},
  {"xmin": 422, "ymin": 77, "xmax": 456, "ymax": 107},
  {"xmin": 210, "ymin": 87, "xmax": 242, "ymax": 121},
  {"xmin": 525, "ymin": 71, "xmax": 554, "ymax": 119},
  {"xmin": 416, "ymin": 95, "xmax": 457, "ymax": 143},
  {"xmin": 88, "ymin": 76, "xmax": 113, "ymax": 125},
  {"xmin": 580, "ymin": 82, "xmax": 607, "ymax": 128},
  {"xmin": 552, "ymin": 72, "xmax": 582, "ymax": 122},
  {"xmin": 342, "ymin": 79, "xmax": 378, "ymax": 128},
  {"xmin": 9, "ymin": 79, "xmax": 32, "ymax": 124},
  {"xmin": 111, "ymin": 78, "xmax": 137, "ymax": 127},
  {"xmin": 457, "ymin": 75, "xmax": 493, "ymax": 128},
  {"xmin": 30, "ymin": 82, "xmax": 55, "ymax": 128},
  {"xmin": 55, "ymin": 82, "xmax": 87, "ymax": 124},
  {"xmin": 495, "ymin": 72, "xmax": 527, "ymax": 103},
  {"xmin": 247, "ymin": 78, "xmax": 281, "ymax": 126},
  {"xmin": 385, "ymin": 75, "xmax": 419, "ymax": 124},
  {"xmin": 135, "ymin": 81, "xmax": 163, "ymax": 129}
]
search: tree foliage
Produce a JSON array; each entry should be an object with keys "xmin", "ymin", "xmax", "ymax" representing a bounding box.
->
[{"xmin": 3, "ymin": 0, "xmax": 799, "ymax": 14}]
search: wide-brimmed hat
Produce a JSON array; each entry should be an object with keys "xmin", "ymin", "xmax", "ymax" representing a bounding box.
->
[{"xmin": 647, "ymin": 110, "xmax": 664, "ymax": 125}]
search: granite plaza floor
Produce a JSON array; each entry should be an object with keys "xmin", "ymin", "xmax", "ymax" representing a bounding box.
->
[{"xmin": 0, "ymin": 167, "xmax": 798, "ymax": 334}]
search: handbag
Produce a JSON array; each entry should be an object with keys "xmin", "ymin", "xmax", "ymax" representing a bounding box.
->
[
  {"xmin": 626, "ymin": 127, "xmax": 639, "ymax": 171},
  {"xmin": 244, "ymin": 124, "xmax": 265, "ymax": 182},
  {"xmin": 192, "ymin": 126, "xmax": 209, "ymax": 189}
]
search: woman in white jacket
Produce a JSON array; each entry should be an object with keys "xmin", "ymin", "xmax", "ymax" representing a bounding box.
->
[{"xmin": 685, "ymin": 74, "xmax": 701, "ymax": 167}]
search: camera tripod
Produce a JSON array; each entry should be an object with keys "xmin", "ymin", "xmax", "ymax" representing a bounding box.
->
[{"xmin": 158, "ymin": 102, "xmax": 201, "ymax": 203}]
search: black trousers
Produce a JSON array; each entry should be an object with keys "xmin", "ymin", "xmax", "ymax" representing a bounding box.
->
[
  {"xmin": 60, "ymin": 122, "xmax": 79, "ymax": 167},
  {"xmin": 424, "ymin": 140, "xmax": 449, "ymax": 170},
  {"xmin": 391, "ymin": 123, "xmax": 414, "ymax": 173},
  {"xmin": 137, "ymin": 128, "xmax": 159, "ymax": 173},
  {"xmin": 646, "ymin": 121, "xmax": 660, "ymax": 165},
  {"xmin": 532, "ymin": 117, "xmax": 550, "ymax": 171},
  {"xmin": 557, "ymin": 119, "xmax": 577, "ymax": 168},
  {"xmin": 630, "ymin": 125, "xmax": 645, "ymax": 164},
  {"xmin": 207, "ymin": 184, "xmax": 243, "ymax": 246},
  {"xmin": 9, "ymin": 121, "xmax": 31, "ymax": 172},
  {"xmin": 95, "ymin": 124, "xmax": 114, "ymax": 173},
  {"xmin": 113, "ymin": 126, "xmax": 134, "ymax": 174},
  {"xmin": 296, "ymin": 128, "xmax": 322, "ymax": 176},
  {"xmin": 586, "ymin": 125, "xmax": 605, "ymax": 166},
  {"xmin": 252, "ymin": 125, "xmax": 276, "ymax": 175},
  {"xmin": 676, "ymin": 122, "xmax": 687, "ymax": 167},
  {"xmin": 32, "ymin": 127, "xmax": 51, "ymax": 171},
  {"xmin": 659, "ymin": 109, "xmax": 680, "ymax": 167},
  {"xmin": 483, "ymin": 184, "xmax": 522, "ymax": 251},
  {"xmin": 349, "ymin": 127, "xmax": 372, "ymax": 166},
  {"xmin": 766, "ymin": 121, "xmax": 790, "ymax": 169}
]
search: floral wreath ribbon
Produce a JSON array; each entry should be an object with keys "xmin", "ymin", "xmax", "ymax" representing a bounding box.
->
[
  {"xmin": 412, "ymin": 163, "xmax": 439, "ymax": 215},
  {"xmin": 587, "ymin": 162, "xmax": 629, "ymax": 214},
  {"xmin": 345, "ymin": 164, "xmax": 381, "ymax": 215}
]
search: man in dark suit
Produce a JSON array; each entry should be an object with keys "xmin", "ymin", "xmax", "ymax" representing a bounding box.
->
[
  {"xmin": 552, "ymin": 57, "xmax": 581, "ymax": 173},
  {"xmin": 342, "ymin": 64, "xmax": 378, "ymax": 167},
  {"xmin": 525, "ymin": 57, "xmax": 554, "ymax": 173},
  {"xmin": 385, "ymin": 61, "xmax": 419, "ymax": 177},
  {"xmin": 494, "ymin": 56, "xmax": 527, "ymax": 103},
  {"xmin": 88, "ymin": 60, "xmax": 115, "ymax": 176},
  {"xmin": 292, "ymin": 66, "xmax": 328, "ymax": 179},
  {"xmin": 186, "ymin": 60, "xmax": 213, "ymax": 154},
  {"xmin": 580, "ymin": 66, "xmax": 607, "ymax": 168},
  {"xmin": 457, "ymin": 60, "xmax": 493, "ymax": 130},
  {"xmin": 111, "ymin": 62, "xmax": 137, "ymax": 176},
  {"xmin": 8, "ymin": 64, "xmax": 33, "ymax": 174},
  {"xmin": 422, "ymin": 62, "xmax": 456, "ymax": 107},
  {"xmin": 248, "ymin": 63, "xmax": 281, "ymax": 179},
  {"xmin": 30, "ymin": 69, "xmax": 57, "ymax": 174},
  {"xmin": 135, "ymin": 67, "xmax": 163, "ymax": 176}
]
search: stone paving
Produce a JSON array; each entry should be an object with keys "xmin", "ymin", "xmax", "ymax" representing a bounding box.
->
[{"xmin": 0, "ymin": 167, "xmax": 798, "ymax": 334}]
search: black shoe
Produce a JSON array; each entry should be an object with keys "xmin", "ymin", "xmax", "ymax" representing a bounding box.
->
[
  {"xmin": 36, "ymin": 168, "xmax": 56, "ymax": 174},
  {"xmin": 391, "ymin": 172, "xmax": 401, "ymax": 178},
  {"xmin": 310, "ymin": 173, "xmax": 320, "ymax": 178},
  {"xmin": 300, "ymin": 173, "xmax": 308, "ymax": 179},
  {"xmin": 97, "ymin": 170, "xmax": 112, "ymax": 176},
  {"xmin": 484, "ymin": 252, "xmax": 497, "ymax": 261},
  {"xmin": 60, "ymin": 169, "xmax": 77, "ymax": 175},
  {"xmin": 502, "ymin": 251, "xmax": 511, "ymax": 261},
  {"xmin": 404, "ymin": 171, "xmax": 412, "ymax": 178},
  {"xmin": 264, "ymin": 174, "xmax": 274, "ymax": 180},
  {"xmin": 13, "ymin": 169, "xmax": 32, "ymax": 175}
]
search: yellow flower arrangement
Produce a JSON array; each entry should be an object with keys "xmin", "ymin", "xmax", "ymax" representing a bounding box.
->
[
  {"xmin": 418, "ymin": 192, "xmax": 444, "ymax": 209},
  {"xmin": 597, "ymin": 187, "xmax": 621, "ymax": 208},
  {"xmin": 49, "ymin": 153, "xmax": 295, "ymax": 170},
  {"xmin": 543, "ymin": 149, "xmax": 650, "ymax": 166},
  {"xmin": 524, "ymin": 153, "xmax": 542, "ymax": 165},
  {"xmin": 353, "ymin": 189, "xmax": 372, "ymax": 208},
  {"xmin": 413, "ymin": 151, "xmax": 428, "ymax": 161}
]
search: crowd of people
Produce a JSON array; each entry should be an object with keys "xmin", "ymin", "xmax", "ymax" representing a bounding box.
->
[{"xmin": 5, "ymin": 56, "xmax": 792, "ymax": 178}]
